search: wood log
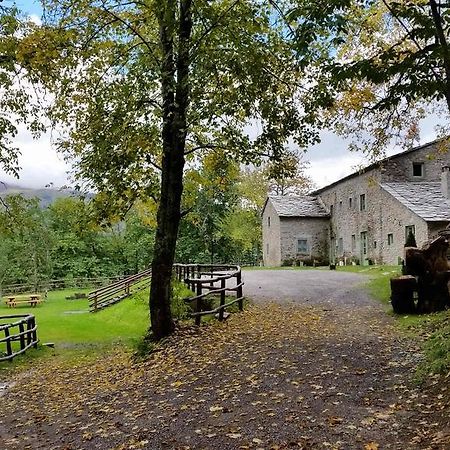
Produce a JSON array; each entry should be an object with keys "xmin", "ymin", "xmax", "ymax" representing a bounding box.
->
[
  {"xmin": 417, "ymin": 271, "xmax": 450, "ymax": 313},
  {"xmin": 404, "ymin": 235, "xmax": 450, "ymax": 313},
  {"xmin": 390, "ymin": 276, "xmax": 417, "ymax": 314}
]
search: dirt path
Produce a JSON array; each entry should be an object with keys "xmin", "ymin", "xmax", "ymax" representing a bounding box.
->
[{"xmin": 0, "ymin": 271, "xmax": 449, "ymax": 449}]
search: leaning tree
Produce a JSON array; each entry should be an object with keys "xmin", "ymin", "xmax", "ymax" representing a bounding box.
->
[{"xmin": 19, "ymin": 0, "xmax": 320, "ymax": 339}]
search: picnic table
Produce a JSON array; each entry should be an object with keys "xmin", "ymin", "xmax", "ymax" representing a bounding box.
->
[{"xmin": 5, "ymin": 294, "xmax": 43, "ymax": 308}]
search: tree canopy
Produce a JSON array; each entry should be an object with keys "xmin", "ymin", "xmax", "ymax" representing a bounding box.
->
[
  {"xmin": 290, "ymin": 0, "xmax": 450, "ymax": 155},
  {"xmin": 3, "ymin": 0, "xmax": 448, "ymax": 339},
  {"xmin": 14, "ymin": 0, "xmax": 321, "ymax": 339},
  {"xmin": 0, "ymin": 5, "xmax": 45, "ymax": 176}
]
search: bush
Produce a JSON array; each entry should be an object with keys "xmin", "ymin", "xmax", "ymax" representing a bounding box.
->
[
  {"xmin": 282, "ymin": 258, "xmax": 294, "ymax": 266},
  {"xmin": 171, "ymin": 280, "xmax": 194, "ymax": 320},
  {"xmin": 296, "ymin": 255, "xmax": 329, "ymax": 267}
]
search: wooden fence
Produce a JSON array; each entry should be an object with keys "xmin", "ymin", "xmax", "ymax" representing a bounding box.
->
[
  {"xmin": 0, "ymin": 314, "xmax": 38, "ymax": 362},
  {"xmin": 1, "ymin": 275, "xmax": 124, "ymax": 296},
  {"xmin": 173, "ymin": 264, "xmax": 244, "ymax": 325},
  {"xmin": 89, "ymin": 269, "xmax": 152, "ymax": 312}
]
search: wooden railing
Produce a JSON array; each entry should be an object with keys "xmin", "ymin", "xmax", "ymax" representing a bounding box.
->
[
  {"xmin": 0, "ymin": 314, "xmax": 38, "ymax": 362},
  {"xmin": 1, "ymin": 275, "xmax": 124, "ymax": 295},
  {"xmin": 173, "ymin": 264, "xmax": 244, "ymax": 325},
  {"xmin": 89, "ymin": 269, "xmax": 152, "ymax": 312}
]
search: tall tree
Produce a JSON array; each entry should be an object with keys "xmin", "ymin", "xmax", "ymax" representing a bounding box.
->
[
  {"xmin": 24, "ymin": 0, "xmax": 319, "ymax": 339},
  {"xmin": 0, "ymin": 194, "xmax": 53, "ymax": 290},
  {"xmin": 265, "ymin": 151, "xmax": 313, "ymax": 195}
]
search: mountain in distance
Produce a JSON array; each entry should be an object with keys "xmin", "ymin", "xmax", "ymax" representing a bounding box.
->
[{"xmin": 0, "ymin": 181, "xmax": 87, "ymax": 207}]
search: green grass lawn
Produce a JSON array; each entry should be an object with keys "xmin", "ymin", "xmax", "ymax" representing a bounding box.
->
[{"xmin": 0, "ymin": 288, "xmax": 150, "ymax": 370}]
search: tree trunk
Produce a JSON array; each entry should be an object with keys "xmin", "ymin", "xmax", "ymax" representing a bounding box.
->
[
  {"xmin": 149, "ymin": 0, "xmax": 192, "ymax": 340},
  {"xmin": 429, "ymin": 0, "xmax": 450, "ymax": 112}
]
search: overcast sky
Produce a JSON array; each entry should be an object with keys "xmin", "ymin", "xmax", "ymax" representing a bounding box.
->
[
  {"xmin": 0, "ymin": 115, "xmax": 442, "ymax": 191},
  {"xmin": 0, "ymin": 1, "xmax": 445, "ymax": 191}
]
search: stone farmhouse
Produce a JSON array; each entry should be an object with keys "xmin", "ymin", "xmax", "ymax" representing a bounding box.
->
[{"xmin": 262, "ymin": 138, "xmax": 450, "ymax": 266}]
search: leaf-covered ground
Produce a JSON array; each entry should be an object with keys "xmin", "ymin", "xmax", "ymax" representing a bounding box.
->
[{"xmin": 1, "ymin": 297, "xmax": 449, "ymax": 450}]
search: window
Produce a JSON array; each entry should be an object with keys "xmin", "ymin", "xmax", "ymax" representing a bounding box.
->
[
  {"xmin": 388, "ymin": 233, "xmax": 394, "ymax": 245},
  {"xmin": 338, "ymin": 237, "xmax": 343, "ymax": 254},
  {"xmin": 405, "ymin": 225, "xmax": 416, "ymax": 243},
  {"xmin": 297, "ymin": 239, "xmax": 308, "ymax": 254},
  {"xmin": 349, "ymin": 197, "xmax": 353, "ymax": 209},
  {"xmin": 268, "ymin": 216, "xmax": 271, "ymax": 227},
  {"xmin": 359, "ymin": 194, "xmax": 366, "ymax": 211},
  {"xmin": 413, "ymin": 162, "xmax": 424, "ymax": 177},
  {"xmin": 351, "ymin": 234, "xmax": 356, "ymax": 250},
  {"xmin": 405, "ymin": 225, "xmax": 415, "ymax": 239},
  {"xmin": 373, "ymin": 241, "xmax": 377, "ymax": 249},
  {"xmin": 361, "ymin": 231, "xmax": 368, "ymax": 255},
  {"xmin": 266, "ymin": 243, "xmax": 269, "ymax": 254},
  {"xmin": 339, "ymin": 201, "xmax": 343, "ymax": 209},
  {"xmin": 330, "ymin": 204, "xmax": 334, "ymax": 215}
]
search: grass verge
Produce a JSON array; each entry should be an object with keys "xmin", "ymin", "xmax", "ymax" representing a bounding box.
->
[{"xmin": 365, "ymin": 267, "xmax": 450, "ymax": 380}]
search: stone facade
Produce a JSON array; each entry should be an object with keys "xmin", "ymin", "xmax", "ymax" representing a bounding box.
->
[
  {"xmin": 262, "ymin": 196, "xmax": 329, "ymax": 266},
  {"xmin": 262, "ymin": 200, "xmax": 281, "ymax": 266},
  {"xmin": 278, "ymin": 217, "xmax": 329, "ymax": 265},
  {"xmin": 315, "ymin": 139, "xmax": 450, "ymax": 265},
  {"xmin": 262, "ymin": 139, "xmax": 450, "ymax": 266}
]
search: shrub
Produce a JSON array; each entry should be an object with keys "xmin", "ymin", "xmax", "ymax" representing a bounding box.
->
[
  {"xmin": 171, "ymin": 280, "xmax": 193, "ymax": 320},
  {"xmin": 282, "ymin": 258, "xmax": 294, "ymax": 266}
]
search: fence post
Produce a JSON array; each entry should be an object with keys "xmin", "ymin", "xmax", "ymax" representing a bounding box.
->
[
  {"xmin": 195, "ymin": 281, "xmax": 202, "ymax": 326},
  {"xmin": 18, "ymin": 322, "xmax": 25, "ymax": 350},
  {"xmin": 31, "ymin": 317, "xmax": 37, "ymax": 348},
  {"xmin": 4, "ymin": 327, "xmax": 12, "ymax": 360},
  {"xmin": 219, "ymin": 278, "xmax": 226, "ymax": 321},
  {"xmin": 237, "ymin": 270, "xmax": 243, "ymax": 311},
  {"xmin": 26, "ymin": 319, "xmax": 32, "ymax": 346},
  {"xmin": 94, "ymin": 295, "xmax": 98, "ymax": 312}
]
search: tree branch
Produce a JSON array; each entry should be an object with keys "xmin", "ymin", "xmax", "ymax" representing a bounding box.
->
[
  {"xmin": 190, "ymin": 0, "xmax": 240, "ymax": 58},
  {"xmin": 99, "ymin": 2, "xmax": 160, "ymax": 65}
]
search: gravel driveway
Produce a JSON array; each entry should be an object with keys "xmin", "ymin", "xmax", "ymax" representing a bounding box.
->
[
  {"xmin": 243, "ymin": 269, "xmax": 373, "ymax": 307},
  {"xmin": 1, "ymin": 268, "xmax": 448, "ymax": 449}
]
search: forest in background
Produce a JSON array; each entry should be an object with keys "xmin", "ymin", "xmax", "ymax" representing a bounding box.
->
[{"xmin": 0, "ymin": 153, "xmax": 311, "ymax": 291}]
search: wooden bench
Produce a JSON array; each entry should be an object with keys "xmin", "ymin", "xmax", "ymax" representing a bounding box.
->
[{"xmin": 5, "ymin": 294, "xmax": 43, "ymax": 308}]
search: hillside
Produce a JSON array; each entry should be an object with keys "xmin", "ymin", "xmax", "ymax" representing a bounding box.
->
[{"xmin": 0, "ymin": 182, "xmax": 79, "ymax": 207}]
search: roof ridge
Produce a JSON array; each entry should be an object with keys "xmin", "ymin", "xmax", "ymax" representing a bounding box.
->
[{"xmin": 312, "ymin": 137, "xmax": 449, "ymax": 195}]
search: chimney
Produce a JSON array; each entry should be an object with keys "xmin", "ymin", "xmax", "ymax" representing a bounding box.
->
[{"xmin": 441, "ymin": 166, "xmax": 450, "ymax": 198}]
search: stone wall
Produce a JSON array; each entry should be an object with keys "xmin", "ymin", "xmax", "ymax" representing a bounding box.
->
[
  {"xmin": 279, "ymin": 217, "xmax": 329, "ymax": 264},
  {"xmin": 262, "ymin": 200, "xmax": 281, "ymax": 266},
  {"xmin": 318, "ymin": 170, "xmax": 384, "ymax": 264},
  {"xmin": 316, "ymin": 140, "xmax": 450, "ymax": 265},
  {"xmin": 378, "ymin": 188, "xmax": 429, "ymax": 264},
  {"xmin": 380, "ymin": 140, "xmax": 450, "ymax": 183}
]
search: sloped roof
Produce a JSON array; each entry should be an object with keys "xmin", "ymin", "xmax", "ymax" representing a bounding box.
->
[
  {"xmin": 381, "ymin": 182, "xmax": 450, "ymax": 222},
  {"xmin": 312, "ymin": 137, "xmax": 448, "ymax": 195},
  {"xmin": 267, "ymin": 195, "xmax": 329, "ymax": 218}
]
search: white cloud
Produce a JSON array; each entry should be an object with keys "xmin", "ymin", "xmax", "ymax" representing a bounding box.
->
[
  {"xmin": 0, "ymin": 126, "xmax": 71, "ymax": 189},
  {"xmin": 306, "ymin": 113, "xmax": 446, "ymax": 189},
  {"xmin": 29, "ymin": 14, "xmax": 42, "ymax": 26}
]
